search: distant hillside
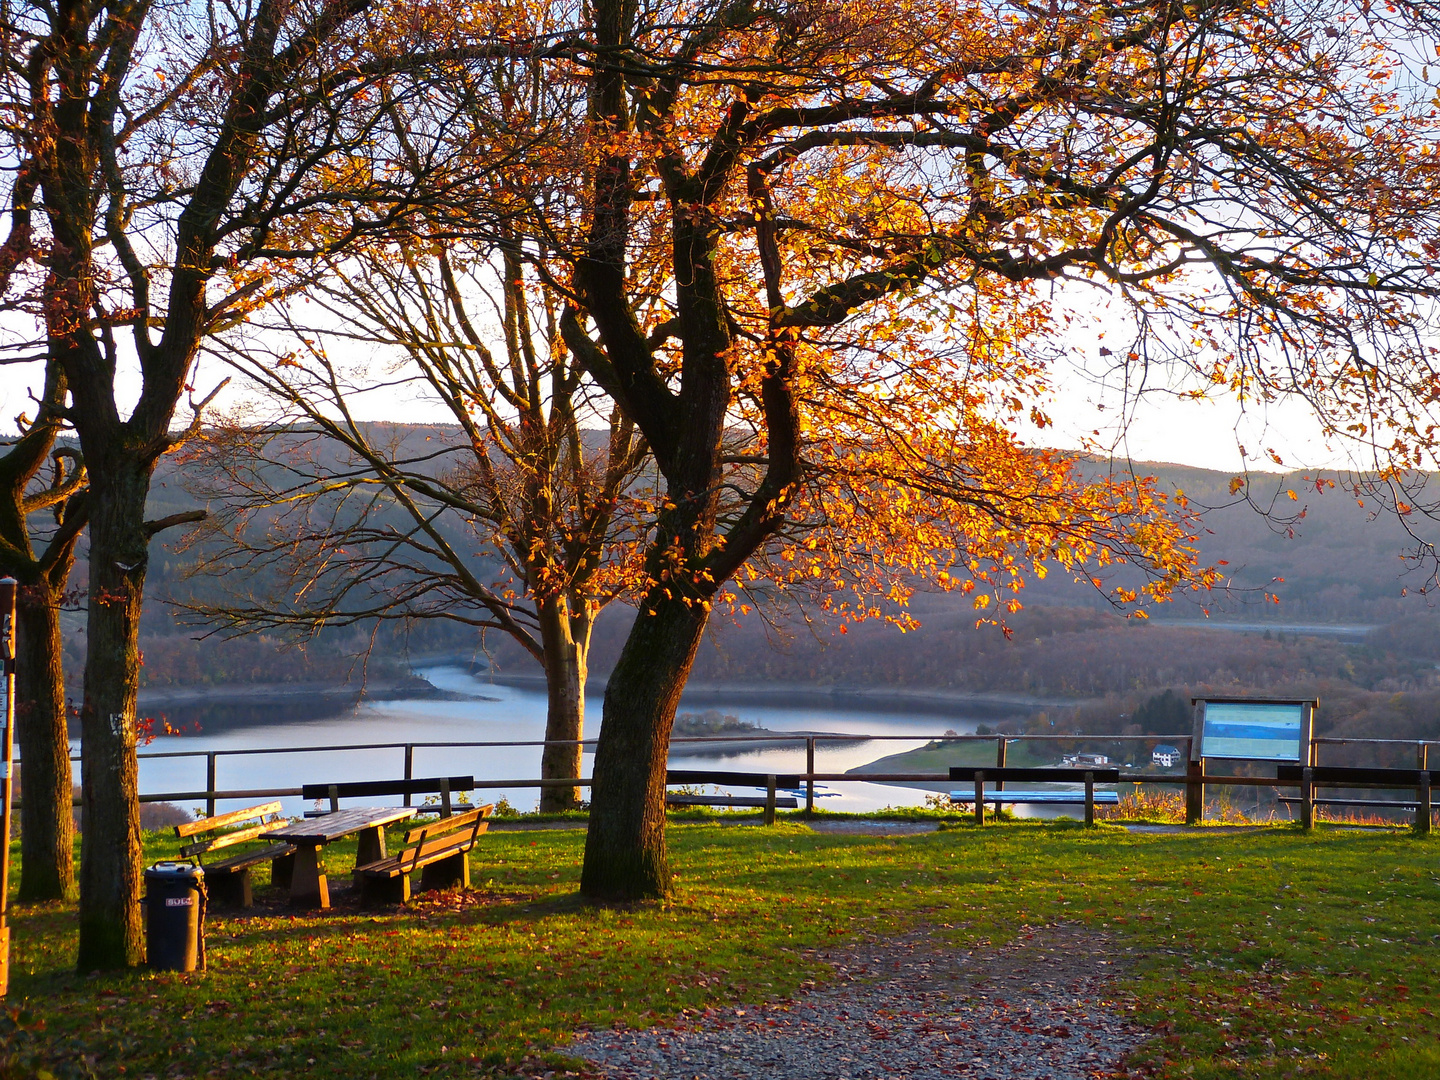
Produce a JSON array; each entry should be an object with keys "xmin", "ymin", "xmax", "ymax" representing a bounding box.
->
[
  {"xmin": 61, "ymin": 425, "xmax": 496, "ymax": 691},
  {"xmin": 1148, "ymin": 464, "xmax": 1429, "ymax": 623},
  {"xmin": 477, "ymin": 592, "xmax": 1438, "ymax": 699},
  {"xmin": 49, "ymin": 428, "xmax": 1440, "ymax": 714},
  {"xmin": 475, "ymin": 457, "xmax": 1440, "ymax": 697}
]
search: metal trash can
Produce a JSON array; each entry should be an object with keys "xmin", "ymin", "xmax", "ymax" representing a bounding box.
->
[{"xmin": 143, "ymin": 862, "xmax": 206, "ymax": 971}]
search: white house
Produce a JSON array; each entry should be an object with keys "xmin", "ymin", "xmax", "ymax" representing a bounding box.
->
[{"xmin": 1152, "ymin": 744, "xmax": 1182, "ymax": 768}]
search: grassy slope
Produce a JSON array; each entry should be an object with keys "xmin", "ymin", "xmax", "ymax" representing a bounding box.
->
[
  {"xmin": 849, "ymin": 739, "xmax": 1060, "ymax": 774},
  {"xmin": 4, "ymin": 821, "xmax": 1439, "ymax": 1079}
]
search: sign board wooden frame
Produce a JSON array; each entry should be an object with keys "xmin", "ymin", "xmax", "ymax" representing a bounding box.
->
[{"xmin": 1190, "ymin": 697, "xmax": 1317, "ymax": 764}]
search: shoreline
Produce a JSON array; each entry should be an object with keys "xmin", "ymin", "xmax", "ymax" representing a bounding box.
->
[
  {"xmin": 479, "ymin": 671, "xmax": 1085, "ymax": 717},
  {"xmin": 129, "ymin": 668, "xmax": 1082, "ymax": 720},
  {"xmin": 134, "ymin": 675, "xmax": 458, "ymax": 709},
  {"xmin": 122, "ymin": 668, "xmax": 1093, "ymax": 728},
  {"xmin": 129, "ymin": 671, "xmax": 1089, "ymax": 716}
]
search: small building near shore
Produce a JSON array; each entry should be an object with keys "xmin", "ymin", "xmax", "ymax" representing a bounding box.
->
[{"xmin": 1152, "ymin": 744, "xmax": 1182, "ymax": 768}]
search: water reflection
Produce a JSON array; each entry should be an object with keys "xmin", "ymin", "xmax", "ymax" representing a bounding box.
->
[{"xmin": 118, "ymin": 666, "xmax": 1008, "ymax": 815}]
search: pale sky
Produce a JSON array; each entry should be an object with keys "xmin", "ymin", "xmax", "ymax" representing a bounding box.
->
[
  {"xmin": 0, "ymin": 268, "xmax": 1384, "ymax": 479},
  {"xmin": 1, "ymin": 344, "xmax": 1341, "ymax": 476},
  {"xmin": 1026, "ymin": 366, "xmax": 1343, "ymax": 475}
]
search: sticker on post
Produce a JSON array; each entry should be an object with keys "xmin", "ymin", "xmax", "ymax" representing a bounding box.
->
[{"xmin": 165, "ymin": 897, "xmax": 193, "ymax": 907}]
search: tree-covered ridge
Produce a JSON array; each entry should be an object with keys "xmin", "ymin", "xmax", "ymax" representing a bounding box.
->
[{"xmin": 118, "ymin": 448, "xmax": 1440, "ymax": 707}]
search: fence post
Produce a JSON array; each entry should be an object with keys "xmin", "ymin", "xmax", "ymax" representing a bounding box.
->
[
  {"xmin": 403, "ymin": 744, "xmax": 414, "ymax": 808},
  {"xmin": 974, "ymin": 770, "xmax": 985, "ymax": 826},
  {"xmin": 1084, "ymin": 771, "xmax": 1095, "ymax": 826},
  {"xmin": 1185, "ymin": 758, "xmax": 1204, "ymax": 825},
  {"xmin": 206, "ymin": 752, "xmax": 217, "ymax": 819},
  {"xmin": 1418, "ymin": 743, "xmax": 1431, "ymax": 835},
  {"xmin": 995, "ymin": 737, "xmax": 1007, "ymax": 792},
  {"xmin": 763, "ymin": 775, "xmax": 778, "ymax": 826},
  {"xmin": 1300, "ymin": 767, "xmax": 1314, "ymax": 830},
  {"xmin": 806, "ymin": 738, "xmax": 815, "ymax": 817}
]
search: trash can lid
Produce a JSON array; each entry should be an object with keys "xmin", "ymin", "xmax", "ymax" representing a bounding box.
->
[{"xmin": 145, "ymin": 861, "xmax": 204, "ymax": 879}]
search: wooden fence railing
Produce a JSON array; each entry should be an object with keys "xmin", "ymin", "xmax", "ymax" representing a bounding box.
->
[{"xmin": 18, "ymin": 730, "xmax": 1438, "ymax": 827}]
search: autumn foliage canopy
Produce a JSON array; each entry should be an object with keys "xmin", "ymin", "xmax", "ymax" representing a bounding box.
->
[{"xmin": 9, "ymin": 0, "xmax": 1440, "ymax": 924}]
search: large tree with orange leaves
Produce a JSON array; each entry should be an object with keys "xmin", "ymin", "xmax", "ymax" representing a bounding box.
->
[
  {"xmin": 0, "ymin": 0, "xmax": 549, "ymax": 967},
  {"xmin": 492, "ymin": 0, "xmax": 1440, "ymax": 898}
]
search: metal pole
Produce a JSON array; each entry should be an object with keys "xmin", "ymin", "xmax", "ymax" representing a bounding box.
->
[
  {"xmin": 974, "ymin": 770, "xmax": 985, "ymax": 826},
  {"xmin": 995, "ymin": 737, "xmax": 1006, "ymax": 792},
  {"xmin": 404, "ymin": 744, "xmax": 414, "ymax": 808},
  {"xmin": 0, "ymin": 576, "xmax": 17, "ymax": 996},
  {"xmin": 805, "ymin": 738, "xmax": 815, "ymax": 816},
  {"xmin": 1084, "ymin": 770, "xmax": 1095, "ymax": 827},
  {"xmin": 205, "ymin": 752, "xmax": 217, "ymax": 819},
  {"xmin": 1418, "ymin": 743, "xmax": 1430, "ymax": 835}
]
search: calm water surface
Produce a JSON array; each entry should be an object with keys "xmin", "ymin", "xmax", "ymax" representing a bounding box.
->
[{"xmin": 122, "ymin": 666, "xmax": 1012, "ymax": 814}]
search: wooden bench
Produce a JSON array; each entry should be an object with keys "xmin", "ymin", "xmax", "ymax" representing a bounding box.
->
[
  {"xmin": 174, "ymin": 801, "xmax": 296, "ymax": 908},
  {"xmin": 354, "ymin": 804, "xmax": 494, "ymax": 905},
  {"xmin": 665, "ymin": 793, "xmax": 800, "ymax": 809},
  {"xmin": 300, "ymin": 776, "xmax": 475, "ymax": 820},
  {"xmin": 949, "ymin": 767, "xmax": 1123, "ymax": 826},
  {"xmin": 1276, "ymin": 764, "xmax": 1436, "ymax": 831},
  {"xmin": 665, "ymin": 770, "xmax": 802, "ymax": 824}
]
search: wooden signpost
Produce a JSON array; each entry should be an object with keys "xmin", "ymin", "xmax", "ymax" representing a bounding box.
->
[
  {"xmin": 0, "ymin": 576, "xmax": 16, "ymax": 995},
  {"xmin": 1189, "ymin": 696, "xmax": 1318, "ymax": 826}
]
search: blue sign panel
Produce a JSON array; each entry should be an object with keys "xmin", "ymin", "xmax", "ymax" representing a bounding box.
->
[{"xmin": 1200, "ymin": 702, "xmax": 1305, "ymax": 762}]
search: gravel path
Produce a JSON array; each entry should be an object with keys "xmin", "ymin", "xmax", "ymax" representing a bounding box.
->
[{"xmin": 567, "ymin": 924, "xmax": 1152, "ymax": 1079}]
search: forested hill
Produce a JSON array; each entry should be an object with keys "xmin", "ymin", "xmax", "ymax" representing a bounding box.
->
[
  {"xmin": 79, "ymin": 432, "xmax": 1440, "ymax": 726},
  {"xmin": 1107, "ymin": 463, "xmax": 1429, "ymax": 625},
  {"xmin": 459, "ymin": 453, "xmax": 1440, "ymax": 689}
]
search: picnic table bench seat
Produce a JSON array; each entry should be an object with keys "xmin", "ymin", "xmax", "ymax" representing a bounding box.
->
[
  {"xmin": 664, "ymin": 769, "xmax": 801, "ymax": 823},
  {"xmin": 947, "ymin": 788, "xmax": 1122, "ymax": 805},
  {"xmin": 1275, "ymin": 764, "xmax": 1436, "ymax": 829},
  {"xmin": 300, "ymin": 776, "xmax": 474, "ymax": 817},
  {"xmin": 355, "ymin": 804, "xmax": 494, "ymax": 905},
  {"xmin": 174, "ymin": 801, "xmax": 296, "ymax": 908},
  {"xmin": 664, "ymin": 793, "xmax": 800, "ymax": 809},
  {"xmin": 949, "ymin": 766, "xmax": 1122, "ymax": 826}
]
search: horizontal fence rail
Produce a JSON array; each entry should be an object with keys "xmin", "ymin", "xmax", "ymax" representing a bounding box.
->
[{"xmin": 19, "ymin": 728, "xmax": 1440, "ymax": 826}]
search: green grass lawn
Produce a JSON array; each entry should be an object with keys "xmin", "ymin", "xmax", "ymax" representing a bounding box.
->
[{"xmin": 3, "ymin": 819, "xmax": 1438, "ymax": 1079}]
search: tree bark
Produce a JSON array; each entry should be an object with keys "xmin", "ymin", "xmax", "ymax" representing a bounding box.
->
[
  {"xmin": 14, "ymin": 577, "xmax": 76, "ymax": 901},
  {"xmin": 538, "ymin": 599, "xmax": 593, "ymax": 812},
  {"xmin": 75, "ymin": 466, "xmax": 149, "ymax": 970},
  {"xmin": 580, "ymin": 592, "xmax": 707, "ymax": 900}
]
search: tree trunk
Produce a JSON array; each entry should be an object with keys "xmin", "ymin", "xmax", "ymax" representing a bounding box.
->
[
  {"xmin": 538, "ymin": 599, "xmax": 593, "ymax": 812},
  {"xmin": 75, "ymin": 467, "xmax": 149, "ymax": 970},
  {"xmin": 14, "ymin": 577, "xmax": 76, "ymax": 901},
  {"xmin": 580, "ymin": 593, "xmax": 707, "ymax": 900}
]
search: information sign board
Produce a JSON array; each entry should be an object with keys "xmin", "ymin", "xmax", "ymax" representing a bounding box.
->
[{"xmin": 1192, "ymin": 698, "xmax": 1315, "ymax": 763}]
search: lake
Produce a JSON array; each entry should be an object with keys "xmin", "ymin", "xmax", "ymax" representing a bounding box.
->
[{"xmin": 123, "ymin": 666, "xmax": 1025, "ymax": 815}]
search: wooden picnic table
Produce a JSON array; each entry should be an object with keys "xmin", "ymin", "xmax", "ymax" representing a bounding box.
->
[{"xmin": 260, "ymin": 806, "xmax": 417, "ymax": 909}]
